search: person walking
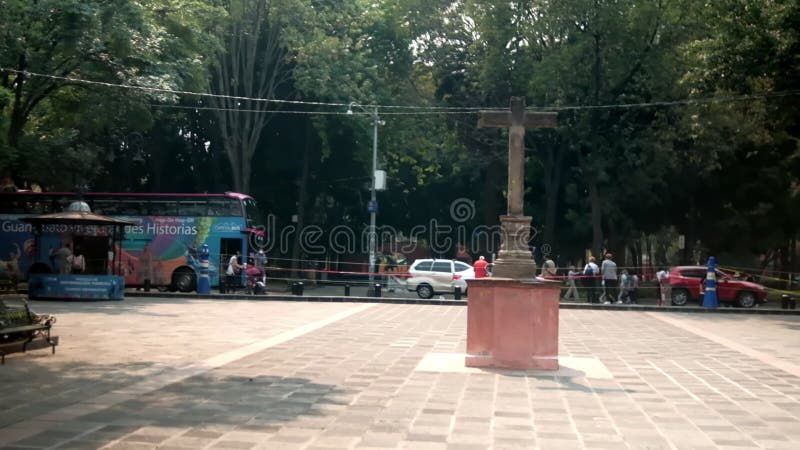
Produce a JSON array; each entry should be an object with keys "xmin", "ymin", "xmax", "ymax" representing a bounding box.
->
[
  {"xmin": 656, "ymin": 267, "xmax": 671, "ymax": 306},
  {"xmin": 618, "ymin": 270, "xmax": 639, "ymax": 304},
  {"xmin": 601, "ymin": 253, "xmax": 619, "ymax": 304},
  {"xmin": 583, "ymin": 256, "xmax": 600, "ymax": 303},
  {"xmin": 562, "ymin": 265, "xmax": 581, "ymax": 301},
  {"xmin": 628, "ymin": 272, "xmax": 640, "ymax": 304}
]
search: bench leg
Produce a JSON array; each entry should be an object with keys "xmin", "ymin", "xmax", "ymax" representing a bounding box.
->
[
  {"xmin": 21, "ymin": 333, "xmax": 35, "ymax": 353},
  {"xmin": 47, "ymin": 330, "xmax": 57, "ymax": 354}
]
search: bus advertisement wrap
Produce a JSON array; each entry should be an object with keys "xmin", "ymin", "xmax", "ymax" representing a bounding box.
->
[{"xmin": 0, "ymin": 214, "xmax": 244, "ymax": 288}]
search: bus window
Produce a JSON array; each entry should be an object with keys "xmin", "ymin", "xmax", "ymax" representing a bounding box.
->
[
  {"xmin": 208, "ymin": 199, "xmax": 240, "ymax": 216},
  {"xmin": 91, "ymin": 199, "xmax": 116, "ymax": 215},
  {"xmin": 244, "ymin": 198, "xmax": 261, "ymax": 227},
  {"xmin": 178, "ymin": 201, "xmax": 208, "ymax": 216},
  {"xmin": 148, "ymin": 200, "xmax": 176, "ymax": 216}
]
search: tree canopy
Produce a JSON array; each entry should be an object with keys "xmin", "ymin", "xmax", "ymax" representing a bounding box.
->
[{"xmin": 1, "ymin": 0, "xmax": 797, "ymax": 272}]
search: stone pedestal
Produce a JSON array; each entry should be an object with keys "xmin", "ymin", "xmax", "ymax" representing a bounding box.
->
[
  {"xmin": 465, "ymin": 277, "xmax": 560, "ymax": 370},
  {"xmin": 491, "ymin": 215, "xmax": 537, "ymax": 279}
]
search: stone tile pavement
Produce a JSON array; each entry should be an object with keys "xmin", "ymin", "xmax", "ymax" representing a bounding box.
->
[{"xmin": 1, "ymin": 297, "xmax": 799, "ymax": 449}]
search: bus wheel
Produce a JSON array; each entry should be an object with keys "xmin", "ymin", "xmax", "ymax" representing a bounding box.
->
[{"xmin": 172, "ymin": 268, "xmax": 196, "ymax": 293}]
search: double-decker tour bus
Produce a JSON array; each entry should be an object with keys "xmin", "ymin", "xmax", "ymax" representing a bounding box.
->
[{"xmin": 0, "ymin": 191, "xmax": 263, "ymax": 292}]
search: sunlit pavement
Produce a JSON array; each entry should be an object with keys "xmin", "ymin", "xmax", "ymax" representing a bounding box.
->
[{"xmin": 2, "ymin": 296, "xmax": 799, "ymax": 449}]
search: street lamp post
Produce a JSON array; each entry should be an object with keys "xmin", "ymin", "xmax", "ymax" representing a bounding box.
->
[{"xmin": 347, "ymin": 102, "xmax": 381, "ymax": 285}]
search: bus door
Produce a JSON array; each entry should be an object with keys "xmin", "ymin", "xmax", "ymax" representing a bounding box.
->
[{"xmin": 220, "ymin": 238, "xmax": 243, "ymax": 274}]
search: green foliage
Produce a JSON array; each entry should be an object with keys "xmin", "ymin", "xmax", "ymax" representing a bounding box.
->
[
  {"xmin": 0, "ymin": 0, "xmax": 223, "ymax": 187},
  {"xmin": 0, "ymin": 0, "xmax": 796, "ymax": 268}
]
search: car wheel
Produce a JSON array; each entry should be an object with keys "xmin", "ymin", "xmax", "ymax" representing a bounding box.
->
[
  {"xmin": 417, "ymin": 283, "xmax": 434, "ymax": 299},
  {"xmin": 172, "ymin": 268, "xmax": 196, "ymax": 293},
  {"xmin": 671, "ymin": 288, "xmax": 689, "ymax": 306},
  {"xmin": 737, "ymin": 291, "xmax": 757, "ymax": 308}
]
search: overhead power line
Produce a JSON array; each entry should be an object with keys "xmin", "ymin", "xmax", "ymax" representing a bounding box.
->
[{"xmin": 3, "ymin": 67, "xmax": 799, "ymax": 115}]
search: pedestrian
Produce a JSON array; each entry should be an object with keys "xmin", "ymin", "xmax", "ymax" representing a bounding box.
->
[
  {"xmin": 455, "ymin": 244, "xmax": 472, "ymax": 264},
  {"xmin": 583, "ymin": 256, "xmax": 600, "ymax": 303},
  {"xmin": 226, "ymin": 250, "xmax": 243, "ymax": 290},
  {"xmin": 628, "ymin": 272, "xmax": 639, "ymax": 304},
  {"xmin": 562, "ymin": 265, "xmax": 581, "ymax": 301},
  {"xmin": 601, "ymin": 252, "xmax": 619, "ymax": 304},
  {"xmin": 52, "ymin": 242, "xmax": 73, "ymax": 274},
  {"xmin": 473, "ymin": 255, "xmax": 489, "ymax": 278},
  {"xmin": 71, "ymin": 246, "xmax": 86, "ymax": 274},
  {"xmin": 618, "ymin": 270, "xmax": 638, "ymax": 304},
  {"xmin": 656, "ymin": 267, "xmax": 671, "ymax": 306},
  {"xmin": 540, "ymin": 257, "xmax": 557, "ymax": 278},
  {"xmin": 617, "ymin": 269, "xmax": 629, "ymax": 303}
]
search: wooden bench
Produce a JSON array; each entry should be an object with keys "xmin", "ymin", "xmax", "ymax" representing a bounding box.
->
[{"xmin": 0, "ymin": 295, "xmax": 58, "ymax": 364}]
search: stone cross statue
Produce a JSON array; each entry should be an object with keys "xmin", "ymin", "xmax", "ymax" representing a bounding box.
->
[{"xmin": 478, "ymin": 97, "xmax": 557, "ymax": 279}]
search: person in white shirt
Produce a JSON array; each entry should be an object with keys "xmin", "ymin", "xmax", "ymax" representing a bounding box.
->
[
  {"xmin": 562, "ymin": 265, "xmax": 581, "ymax": 301},
  {"xmin": 70, "ymin": 246, "xmax": 86, "ymax": 274},
  {"xmin": 601, "ymin": 253, "xmax": 619, "ymax": 304},
  {"xmin": 226, "ymin": 251, "xmax": 244, "ymax": 290},
  {"xmin": 656, "ymin": 268, "xmax": 671, "ymax": 306}
]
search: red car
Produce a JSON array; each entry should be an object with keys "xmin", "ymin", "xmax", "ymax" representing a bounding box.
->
[{"xmin": 667, "ymin": 266, "xmax": 768, "ymax": 308}]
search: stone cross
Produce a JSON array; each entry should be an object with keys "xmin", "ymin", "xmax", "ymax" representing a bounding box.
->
[
  {"xmin": 478, "ymin": 97, "xmax": 557, "ymax": 279},
  {"xmin": 479, "ymin": 97, "xmax": 557, "ymax": 216}
]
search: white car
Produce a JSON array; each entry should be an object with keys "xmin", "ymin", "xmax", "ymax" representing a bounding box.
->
[{"xmin": 406, "ymin": 259, "xmax": 475, "ymax": 299}]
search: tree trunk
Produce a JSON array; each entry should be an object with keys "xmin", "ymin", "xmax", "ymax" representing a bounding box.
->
[
  {"xmin": 587, "ymin": 173, "xmax": 603, "ymax": 257},
  {"xmin": 8, "ymin": 56, "xmax": 27, "ymax": 149},
  {"xmin": 291, "ymin": 123, "xmax": 313, "ymax": 279},
  {"xmin": 210, "ymin": 0, "xmax": 289, "ymax": 193},
  {"xmin": 541, "ymin": 140, "xmax": 565, "ymax": 248},
  {"xmin": 480, "ymin": 157, "xmax": 504, "ymax": 255}
]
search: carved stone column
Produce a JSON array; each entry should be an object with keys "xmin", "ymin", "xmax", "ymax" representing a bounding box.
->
[{"xmin": 490, "ymin": 215, "xmax": 537, "ymax": 279}]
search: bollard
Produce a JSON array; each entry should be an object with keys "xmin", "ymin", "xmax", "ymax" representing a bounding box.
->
[
  {"xmin": 702, "ymin": 256, "xmax": 719, "ymax": 308},
  {"xmin": 374, "ymin": 283, "xmax": 382, "ymax": 298},
  {"xmin": 344, "ymin": 284, "xmax": 351, "ymax": 296},
  {"xmin": 197, "ymin": 244, "xmax": 211, "ymax": 294},
  {"xmin": 144, "ymin": 278, "xmax": 151, "ymax": 293},
  {"xmin": 294, "ymin": 281, "xmax": 304, "ymax": 296},
  {"xmin": 454, "ymin": 286, "xmax": 462, "ymax": 300}
]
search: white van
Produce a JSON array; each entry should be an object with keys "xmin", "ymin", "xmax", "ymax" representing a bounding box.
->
[{"xmin": 406, "ymin": 259, "xmax": 475, "ymax": 298}]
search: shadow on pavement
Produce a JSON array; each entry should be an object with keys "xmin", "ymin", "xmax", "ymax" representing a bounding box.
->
[{"xmin": 2, "ymin": 357, "xmax": 349, "ymax": 448}]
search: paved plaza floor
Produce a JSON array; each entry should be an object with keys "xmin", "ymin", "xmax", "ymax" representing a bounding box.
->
[{"xmin": 1, "ymin": 297, "xmax": 799, "ymax": 449}]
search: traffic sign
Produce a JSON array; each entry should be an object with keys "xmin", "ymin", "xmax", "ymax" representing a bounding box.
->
[{"xmin": 367, "ymin": 200, "xmax": 378, "ymax": 213}]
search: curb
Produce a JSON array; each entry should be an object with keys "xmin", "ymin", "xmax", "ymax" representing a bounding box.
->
[{"xmin": 122, "ymin": 292, "xmax": 800, "ymax": 315}]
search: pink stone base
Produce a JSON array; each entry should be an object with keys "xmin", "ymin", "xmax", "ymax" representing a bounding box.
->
[{"xmin": 465, "ymin": 278, "xmax": 560, "ymax": 370}]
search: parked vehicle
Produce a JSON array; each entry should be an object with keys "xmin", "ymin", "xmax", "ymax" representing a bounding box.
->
[
  {"xmin": 668, "ymin": 266, "xmax": 767, "ymax": 307},
  {"xmin": 406, "ymin": 259, "xmax": 475, "ymax": 299}
]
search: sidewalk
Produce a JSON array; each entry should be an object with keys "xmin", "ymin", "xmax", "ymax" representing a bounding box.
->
[{"xmin": 1, "ymin": 296, "xmax": 799, "ymax": 449}]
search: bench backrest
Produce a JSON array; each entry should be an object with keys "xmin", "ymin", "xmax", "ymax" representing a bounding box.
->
[{"xmin": 0, "ymin": 295, "xmax": 34, "ymax": 329}]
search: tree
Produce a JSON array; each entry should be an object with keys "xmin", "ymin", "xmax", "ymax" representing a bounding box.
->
[
  {"xmin": 0, "ymin": 0, "xmax": 221, "ymax": 187},
  {"xmin": 679, "ymin": 0, "xmax": 800, "ymax": 268}
]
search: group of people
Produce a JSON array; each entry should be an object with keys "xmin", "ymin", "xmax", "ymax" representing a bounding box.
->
[
  {"xmin": 559, "ymin": 253, "xmax": 641, "ymax": 304},
  {"xmin": 226, "ymin": 249, "xmax": 267, "ymax": 294},
  {"xmin": 50, "ymin": 243, "xmax": 86, "ymax": 274}
]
